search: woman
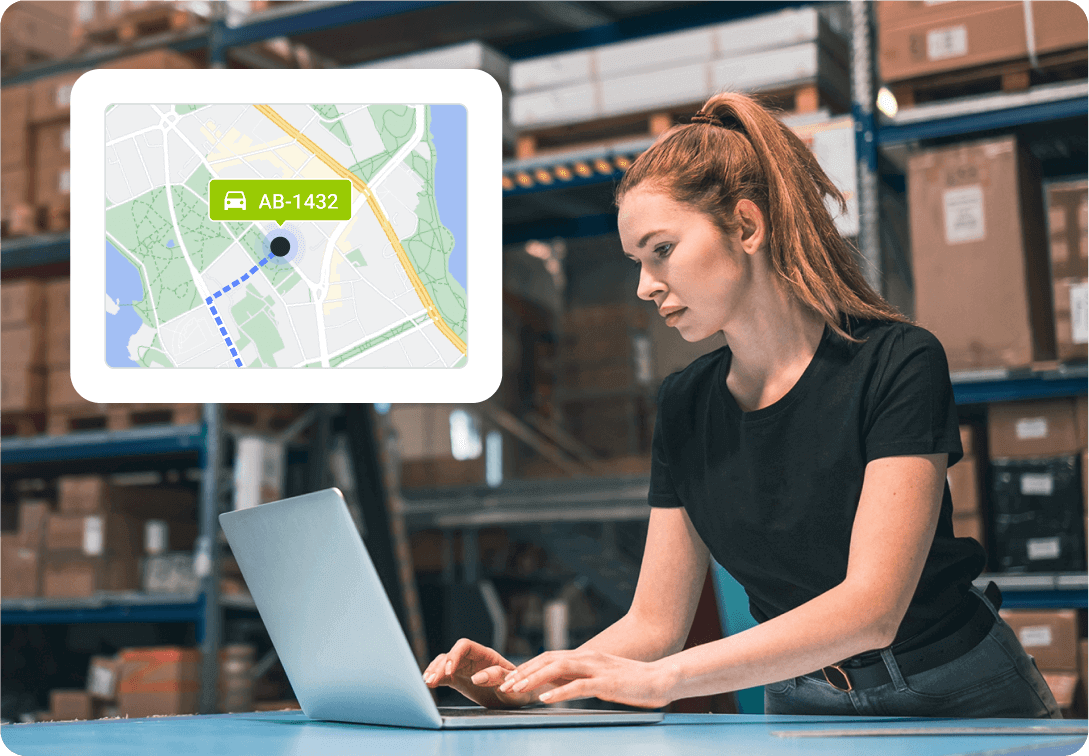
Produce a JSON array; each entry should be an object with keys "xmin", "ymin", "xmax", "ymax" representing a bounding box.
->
[{"xmin": 422, "ymin": 92, "xmax": 1061, "ymax": 718}]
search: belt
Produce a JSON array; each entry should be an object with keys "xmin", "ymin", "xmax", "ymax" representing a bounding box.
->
[{"xmin": 803, "ymin": 582, "xmax": 1000, "ymax": 693}]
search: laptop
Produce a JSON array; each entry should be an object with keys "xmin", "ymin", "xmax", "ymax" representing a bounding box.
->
[{"xmin": 218, "ymin": 488, "xmax": 664, "ymax": 729}]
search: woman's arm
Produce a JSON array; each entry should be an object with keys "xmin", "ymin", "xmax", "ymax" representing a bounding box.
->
[
  {"xmin": 499, "ymin": 453, "xmax": 946, "ymax": 706},
  {"xmin": 655, "ymin": 452, "xmax": 947, "ymax": 699},
  {"xmin": 579, "ymin": 505, "xmax": 711, "ymax": 661}
]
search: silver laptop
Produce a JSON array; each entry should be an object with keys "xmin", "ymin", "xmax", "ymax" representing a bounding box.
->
[{"xmin": 218, "ymin": 488, "xmax": 664, "ymax": 729}]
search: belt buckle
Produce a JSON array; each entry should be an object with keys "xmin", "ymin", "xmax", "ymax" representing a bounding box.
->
[{"xmin": 822, "ymin": 664, "xmax": 853, "ymax": 692}]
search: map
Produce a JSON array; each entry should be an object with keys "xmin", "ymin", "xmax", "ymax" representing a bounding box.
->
[{"xmin": 103, "ymin": 103, "xmax": 467, "ymax": 369}]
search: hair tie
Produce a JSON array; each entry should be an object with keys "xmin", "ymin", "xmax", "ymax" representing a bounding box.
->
[{"xmin": 690, "ymin": 111, "xmax": 724, "ymax": 127}]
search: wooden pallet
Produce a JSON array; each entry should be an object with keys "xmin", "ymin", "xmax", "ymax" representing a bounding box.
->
[
  {"xmin": 47, "ymin": 403, "xmax": 202, "ymax": 435},
  {"xmin": 40, "ymin": 200, "xmax": 70, "ymax": 234},
  {"xmin": 514, "ymin": 82, "xmax": 846, "ymax": 160},
  {"xmin": 889, "ymin": 48, "xmax": 1089, "ymax": 108},
  {"xmin": 0, "ymin": 411, "xmax": 46, "ymax": 438},
  {"xmin": 0, "ymin": 45, "xmax": 52, "ymax": 75},
  {"xmin": 73, "ymin": 4, "xmax": 196, "ymax": 50}
]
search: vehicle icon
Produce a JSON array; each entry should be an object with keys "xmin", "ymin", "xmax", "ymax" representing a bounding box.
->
[{"xmin": 224, "ymin": 191, "xmax": 246, "ymax": 210}]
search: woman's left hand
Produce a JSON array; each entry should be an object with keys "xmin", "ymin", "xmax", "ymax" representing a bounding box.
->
[{"xmin": 497, "ymin": 649, "xmax": 675, "ymax": 709}]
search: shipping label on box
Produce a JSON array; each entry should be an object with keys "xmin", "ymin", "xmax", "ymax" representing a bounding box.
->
[
  {"xmin": 87, "ymin": 656, "xmax": 122, "ymax": 700},
  {"xmin": 989, "ymin": 399, "xmax": 1082, "ymax": 458},
  {"xmin": 1000, "ymin": 609, "xmax": 1078, "ymax": 670}
]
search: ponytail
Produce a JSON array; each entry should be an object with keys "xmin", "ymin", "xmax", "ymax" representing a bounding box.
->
[{"xmin": 617, "ymin": 92, "xmax": 906, "ymax": 341}]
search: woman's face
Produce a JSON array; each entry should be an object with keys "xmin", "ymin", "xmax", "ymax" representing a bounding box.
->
[{"xmin": 618, "ymin": 186, "xmax": 757, "ymax": 342}]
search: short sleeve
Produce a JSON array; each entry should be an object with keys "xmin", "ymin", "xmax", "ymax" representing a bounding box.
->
[
  {"xmin": 863, "ymin": 327, "xmax": 963, "ymax": 466},
  {"xmin": 650, "ymin": 377, "xmax": 684, "ymax": 508}
]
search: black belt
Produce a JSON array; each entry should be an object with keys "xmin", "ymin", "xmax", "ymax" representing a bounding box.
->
[{"xmin": 803, "ymin": 582, "xmax": 1001, "ymax": 693}]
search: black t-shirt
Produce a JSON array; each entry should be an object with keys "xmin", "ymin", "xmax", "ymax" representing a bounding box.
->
[{"xmin": 650, "ymin": 317, "xmax": 986, "ymax": 644}]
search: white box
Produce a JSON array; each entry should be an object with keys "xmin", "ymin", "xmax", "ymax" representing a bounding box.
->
[
  {"xmin": 233, "ymin": 436, "xmax": 284, "ymax": 510},
  {"xmin": 595, "ymin": 27, "xmax": 715, "ymax": 80},
  {"xmin": 358, "ymin": 41, "xmax": 511, "ymax": 89},
  {"xmin": 510, "ymin": 49, "xmax": 595, "ymax": 93},
  {"xmin": 599, "ymin": 62, "xmax": 710, "ymax": 119},
  {"xmin": 510, "ymin": 82, "xmax": 598, "ymax": 128},
  {"xmin": 710, "ymin": 43, "xmax": 847, "ymax": 102}
]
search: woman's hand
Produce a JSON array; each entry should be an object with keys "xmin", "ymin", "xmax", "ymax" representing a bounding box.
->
[
  {"xmin": 423, "ymin": 638, "xmax": 545, "ymax": 709},
  {"xmin": 497, "ymin": 649, "xmax": 676, "ymax": 709}
]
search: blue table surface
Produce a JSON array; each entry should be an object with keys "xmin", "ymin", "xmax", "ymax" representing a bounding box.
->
[{"xmin": 2, "ymin": 712, "xmax": 1086, "ymax": 756}]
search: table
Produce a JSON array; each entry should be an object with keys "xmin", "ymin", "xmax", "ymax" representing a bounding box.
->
[{"xmin": 3, "ymin": 712, "xmax": 1085, "ymax": 755}]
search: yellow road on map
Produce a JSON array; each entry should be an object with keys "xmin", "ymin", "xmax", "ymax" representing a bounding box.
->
[{"xmin": 253, "ymin": 104, "xmax": 467, "ymax": 356}]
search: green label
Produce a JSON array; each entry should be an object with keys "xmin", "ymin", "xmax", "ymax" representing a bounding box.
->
[{"xmin": 208, "ymin": 179, "xmax": 352, "ymax": 226}]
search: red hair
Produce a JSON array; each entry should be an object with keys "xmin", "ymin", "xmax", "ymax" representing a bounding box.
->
[{"xmin": 617, "ymin": 92, "xmax": 906, "ymax": 341}]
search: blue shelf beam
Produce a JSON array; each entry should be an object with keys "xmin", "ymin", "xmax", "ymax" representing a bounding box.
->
[
  {"xmin": 0, "ymin": 599, "xmax": 203, "ymax": 628},
  {"xmin": 877, "ymin": 96, "xmax": 1088, "ymax": 145},
  {"xmin": 220, "ymin": 0, "xmax": 447, "ymax": 48},
  {"xmin": 1, "ymin": 232, "xmax": 72, "ymax": 271},
  {"xmin": 999, "ymin": 590, "xmax": 1088, "ymax": 610},
  {"xmin": 504, "ymin": 213, "xmax": 618, "ymax": 245},
  {"xmin": 0, "ymin": 425, "xmax": 205, "ymax": 466},
  {"xmin": 953, "ymin": 373, "xmax": 1088, "ymax": 405}
]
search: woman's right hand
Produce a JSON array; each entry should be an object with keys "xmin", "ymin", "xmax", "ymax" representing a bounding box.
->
[{"xmin": 423, "ymin": 638, "xmax": 542, "ymax": 709}]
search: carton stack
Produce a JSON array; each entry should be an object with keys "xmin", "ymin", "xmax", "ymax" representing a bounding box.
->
[
  {"xmin": 0, "ymin": 500, "xmax": 50, "ymax": 598},
  {"xmin": 86, "ymin": 654, "xmax": 123, "ymax": 718},
  {"xmin": 987, "ymin": 398, "xmax": 1086, "ymax": 573},
  {"xmin": 218, "ymin": 644, "xmax": 257, "ymax": 713},
  {"xmin": 29, "ymin": 72, "xmax": 77, "ymax": 234},
  {"xmin": 509, "ymin": 6, "xmax": 850, "ymax": 152},
  {"xmin": 1045, "ymin": 180, "xmax": 1088, "ymax": 363},
  {"xmin": 1, "ymin": 84, "xmax": 35, "ymax": 236},
  {"xmin": 48, "ymin": 689, "xmax": 93, "ymax": 721},
  {"xmin": 0, "ymin": 1, "xmax": 75, "ymax": 73},
  {"xmin": 1, "ymin": 280, "xmax": 47, "ymax": 414},
  {"xmin": 908, "ymin": 136, "xmax": 1054, "ymax": 372},
  {"xmin": 1001, "ymin": 609, "xmax": 1080, "ymax": 715},
  {"xmin": 389, "ymin": 405, "xmax": 487, "ymax": 487},
  {"xmin": 44, "ymin": 279, "xmax": 73, "ymax": 413},
  {"xmin": 117, "ymin": 646, "xmax": 201, "ymax": 718},
  {"xmin": 559, "ymin": 304, "xmax": 655, "ymax": 459},
  {"xmin": 948, "ymin": 425, "xmax": 983, "ymax": 545},
  {"xmin": 878, "ymin": 1, "xmax": 1089, "ymax": 106}
]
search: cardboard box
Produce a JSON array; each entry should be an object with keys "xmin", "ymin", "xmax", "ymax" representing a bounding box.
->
[
  {"xmin": 46, "ymin": 365, "xmax": 95, "ymax": 409},
  {"xmin": 1046, "ymin": 180, "xmax": 1088, "ymax": 282},
  {"xmin": 45, "ymin": 278, "xmax": 70, "ymax": 330},
  {"xmin": 960, "ymin": 424, "xmax": 976, "ymax": 457},
  {"xmin": 988, "ymin": 399, "xmax": 1082, "ymax": 459},
  {"xmin": 33, "ymin": 153, "xmax": 71, "ymax": 202},
  {"xmin": 30, "ymin": 72, "xmax": 83, "ymax": 124},
  {"xmin": 142, "ymin": 552, "xmax": 200, "ymax": 594},
  {"xmin": 99, "ymin": 49, "xmax": 198, "ymax": 70},
  {"xmin": 876, "ymin": 2, "xmax": 1016, "ymax": 29},
  {"xmin": 1, "ymin": 280, "xmax": 45, "ymax": 329},
  {"xmin": 56, "ymin": 477, "xmax": 198, "ymax": 520},
  {"xmin": 1077, "ymin": 396, "xmax": 1087, "ymax": 450},
  {"xmin": 1001, "ymin": 609, "xmax": 1079, "ymax": 670},
  {"xmin": 87, "ymin": 655, "xmax": 122, "ymax": 701},
  {"xmin": 990, "ymin": 456, "xmax": 1085, "ymax": 573},
  {"xmin": 0, "ymin": 324, "xmax": 45, "ymax": 368},
  {"xmin": 1032, "ymin": 0, "xmax": 1089, "ymax": 56},
  {"xmin": 49, "ymin": 690, "xmax": 93, "ymax": 721},
  {"xmin": 1, "ymin": 368, "xmax": 46, "ymax": 412},
  {"xmin": 45, "ymin": 512, "xmax": 142, "ymax": 556},
  {"xmin": 1043, "ymin": 671, "xmax": 1079, "ymax": 709},
  {"xmin": 909, "ymin": 137, "xmax": 1053, "ymax": 371},
  {"xmin": 117, "ymin": 647, "xmax": 201, "ymax": 718},
  {"xmin": 951, "ymin": 513, "xmax": 983, "ymax": 545},
  {"xmin": 1, "ymin": 166, "xmax": 30, "ymax": 215},
  {"xmin": 42, "ymin": 553, "xmax": 140, "ymax": 597},
  {"xmin": 1, "ymin": 533, "xmax": 40, "ymax": 598},
  {"xmin": 1054, "ymin": 278, "xmax": 1089, "ymax": 361},
  {"xmin": 18, "ymin": 500, "xmax": 50, "ymax": 549},
  {"xmin": 0, "ymin": 2, "xmax": 74, "ymax": 61},
  {"xmin": 947, "ymin": 456, "xmax": 980, "ymax": 515},
  {"xmin": 879, "ymin": 2, "xmax": 1030, "ymax": 83},
  {"xmin": 1, "ymin": 85, "xmax": 31, "ymax": 169},
  {"xmin": 360, "ymin": 41, "xmax": 510, "ymax": 89}
]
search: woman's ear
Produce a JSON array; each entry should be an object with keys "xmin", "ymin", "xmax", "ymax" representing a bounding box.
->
[{"xmin": 735, "ymin": 199, "xmax": 765, "ymax": 256}]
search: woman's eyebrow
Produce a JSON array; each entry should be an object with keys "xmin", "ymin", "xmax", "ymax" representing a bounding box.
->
[{"xmin": 638, "ymin": 229, "xmax": 666, "ymax": 248}]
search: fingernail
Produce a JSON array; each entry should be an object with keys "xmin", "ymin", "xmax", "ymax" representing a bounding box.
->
[
  {"xmin": 446, "ymin": 662, "xmax": 452, "ymax": 675},
  {"xmin": 498, "ymin": 681, "xmax": 510, "ymax": 692},
  {"xmin": 539, "ymin": 692, "xmax": 553, "ymax": 701},
  {"xmin": 471, "ymin": 672, "xmax": 485, "ymax": 684},
  {"xmin": 513, "ymin": 680, "xmax": 527, "ymax": 692}
]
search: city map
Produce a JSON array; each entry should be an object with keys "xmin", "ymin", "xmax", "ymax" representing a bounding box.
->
[{"xmin": 104, "ymin": 103, "xmax": 467, "ymax": 369}]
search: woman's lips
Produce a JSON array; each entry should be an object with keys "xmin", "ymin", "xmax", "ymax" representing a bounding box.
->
[{"xmin": 664, "ymin": 307, "xmax": 686, "ymax": 326}]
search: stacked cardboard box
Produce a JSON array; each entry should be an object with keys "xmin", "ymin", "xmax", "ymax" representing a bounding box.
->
[
  {"xmin": 559, "ymin": 304, "xmax": 655, "ymax": 458},
  {"xmin": 1, "ymin": 280, "xmax": 47, "ymax": 412},
  {"xmin": 1001, "ymin": 609, "xmax": 1080, "ymax": 713},
  {"xmin": 1, "ymin": 84, "xmax": 35, "ymax": 236},
  {"xmin": 987, "ymin": 398, "xmax": 1086, "ymax": 573},
  {"xmin": 1045, "ymin": 180, "xmax": 1088, "ymax": 363},
  {"xmin": 948, "ymin": 425, "xmax": 984, "ymax": 545},
  {"xmin": 117, "ymin": 646, "xmax": 201, "ymax": 718},
  {"xmin": 87, "ymin": 654, "xmax": 123, "ymax": 718},
  {"xmin": 28, "ymin": 72, "xmax": 78, "ymax": 233},
  {"xmin": 509, "ymin": 6, "xmax": 850, "ymax": 131},
  {"xmin": 218, "ymin": 644, "xmax": 256, "ymax": 713},
  {"xmin": 0, "ymin": 500, "xmax": 50, "ymax": 598},
  {"xmin": 878, "ymin": 1, "xmax": 1089, "ymax": 89},
  {"xmin": 0, "ymin": 1, "xmax": 74, "ymax": 71},
  {"xmin": 908, "ymin": 136, "xmax": 1053, "ymax": 371},
  {"xmin": 44, "ymin": 279, "xmax": 73, "ymax": 409},
  {"xmin": 389, "ymin": 405, "xmax": 487, "ymax": 487}
]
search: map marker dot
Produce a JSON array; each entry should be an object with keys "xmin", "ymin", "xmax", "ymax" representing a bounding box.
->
[{"xmin": 271, "ymin": 236, "xmax": 291, "ymax": 257}]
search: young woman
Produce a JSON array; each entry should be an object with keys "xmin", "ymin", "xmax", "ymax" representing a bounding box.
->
[{"xmin": 422, "ymin": 92, "xmax": 1062, "ymax": 718}]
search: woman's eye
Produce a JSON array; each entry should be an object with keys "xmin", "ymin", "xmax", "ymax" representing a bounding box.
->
[{"xmin": 654, "ymin": 243, "xmax": 672, "ymax": 258}]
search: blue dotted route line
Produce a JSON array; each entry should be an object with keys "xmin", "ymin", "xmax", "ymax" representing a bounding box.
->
[{"xmin": 204, "ymin": 252, "xmax": 276, "ymax": 367}]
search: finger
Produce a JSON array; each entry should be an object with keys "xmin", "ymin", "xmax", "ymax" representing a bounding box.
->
[
  {"xmin": 538, "ymin": 679, "xmax": 589, "ymax": 704},
  {"xmin": 469, "ymin": 665, "xmax": 508, "ymax": 687},
  {"xmin": 445, "ymin": 639, "xmax": 474, "ymax": 677},
  {"xmin": 501, "ymin": 652, "xmax": 556, "ymax": 686},
  {"xmin": 424, "ymin": 653, "xmax": 448, "ymax": 686},
  {"xmin": 507, "ymin": 658, "xmax": 578, "ymax": 695}
]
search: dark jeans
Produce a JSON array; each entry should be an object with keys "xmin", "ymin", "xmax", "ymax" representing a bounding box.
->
[{"xmin": 763, "ymin": 587, "xmax": 1063, "ymax": 718}]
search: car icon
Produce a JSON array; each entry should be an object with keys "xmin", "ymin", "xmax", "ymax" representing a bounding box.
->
[{"xmin": 224, "ymin": 191, "xmax": 246, "ymax": 210}]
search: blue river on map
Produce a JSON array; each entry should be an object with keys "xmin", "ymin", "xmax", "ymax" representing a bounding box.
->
[
  {"xmin": 428, "ymin": 104, "xmax": 467, "ymax": 291},
  {"xmin": 105, "ymin": 240, "xmax": 144, "ymax": 367}
]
